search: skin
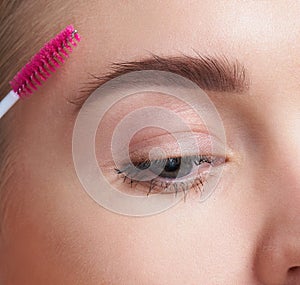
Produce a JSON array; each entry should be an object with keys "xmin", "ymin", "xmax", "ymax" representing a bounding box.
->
[{"xmin": 0, "ymin": 1, "xmax": 300, "ymax": 284}]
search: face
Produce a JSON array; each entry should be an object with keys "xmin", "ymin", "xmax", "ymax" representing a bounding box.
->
[{"xmin": 1, "ymin": 1, "xmax": 300, "ymax": 284}]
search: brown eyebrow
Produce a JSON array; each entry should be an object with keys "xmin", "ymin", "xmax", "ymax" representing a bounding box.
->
[{"xmin": 73, "ymin": 52, "xmax": 249, "ymax": 105}]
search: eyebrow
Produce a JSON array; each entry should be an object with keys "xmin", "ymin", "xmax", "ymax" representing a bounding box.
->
[{"xmin": 73, "ymin": 52, "xmax": 249, "ymax": 105}]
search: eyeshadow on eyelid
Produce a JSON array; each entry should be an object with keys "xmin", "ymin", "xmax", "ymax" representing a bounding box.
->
[{"xmin": 92, "ymin": 92, "xmax": 212, "ymax": 126}]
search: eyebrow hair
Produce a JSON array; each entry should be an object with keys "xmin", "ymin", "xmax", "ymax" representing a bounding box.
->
[{"xmin": 73, "ymin": 52, "xmax": 249, "ymax": 105}]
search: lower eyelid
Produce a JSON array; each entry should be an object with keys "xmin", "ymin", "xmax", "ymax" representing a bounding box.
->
[{"xmin": 114, "ymin": 167, "xmax": 212, "ymax": 196}]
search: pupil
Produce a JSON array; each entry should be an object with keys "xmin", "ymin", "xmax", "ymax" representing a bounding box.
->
[
  {"xmin": 164, "ymin": 157, "xmax": 181, "ymax": 172},
  {"xmin": 159, "ymin": 157, "xmax": 193, "ymax": 178}
]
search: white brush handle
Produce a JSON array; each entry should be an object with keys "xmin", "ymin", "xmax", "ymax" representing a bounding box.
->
[{"xmin": 0, "ymin": 90, "xmax": 20, "ymax": 119}]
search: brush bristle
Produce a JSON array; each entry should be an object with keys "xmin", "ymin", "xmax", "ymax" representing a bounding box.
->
[{"xmin": 10, "ymin": 25, "xmax": 81, "ymax": 98}]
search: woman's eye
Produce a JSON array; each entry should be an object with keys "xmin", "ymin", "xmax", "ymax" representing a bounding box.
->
[
  {"xmin": 114, "ymin": 155, "xmax": 225, "ymax": 197},
  {"xmin": 136, "ymin": 157, "xmax": 193, "ymax": 178}
]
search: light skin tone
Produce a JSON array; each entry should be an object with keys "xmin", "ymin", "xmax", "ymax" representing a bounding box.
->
[{"xmin": 0, "ymin": 1, "xmax": 300, "ymax": 284}]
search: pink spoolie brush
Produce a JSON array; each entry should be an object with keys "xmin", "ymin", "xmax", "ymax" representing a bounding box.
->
[{"xmin": 0, "ymin": 25, "xmax": 80, "ymax": 119}]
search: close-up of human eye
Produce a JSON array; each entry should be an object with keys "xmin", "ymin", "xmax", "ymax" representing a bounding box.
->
[
  {"xmin": 82, "ymin": 83, "xmax": 231, "ymax": 207},
  {"xmin": 114, "ymin": 153, "xmax": 226, "ymax": 196}
]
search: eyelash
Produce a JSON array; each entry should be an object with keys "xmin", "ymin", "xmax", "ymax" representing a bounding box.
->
[{"xmin": 114, "ymin": 155, "xmax": 225, "ymax": 198}]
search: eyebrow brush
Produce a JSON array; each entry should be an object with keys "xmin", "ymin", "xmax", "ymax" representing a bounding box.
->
[{"xmin": 0, "ymin": 25, "xmax": 80, "ymax": 119}]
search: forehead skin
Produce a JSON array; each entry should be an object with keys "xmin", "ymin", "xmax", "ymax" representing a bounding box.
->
[{"xmin": 1, "ymin": 1, "xmax": 300, "ymax": 285}]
